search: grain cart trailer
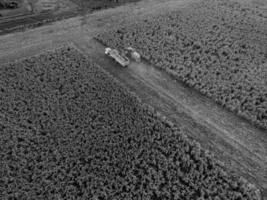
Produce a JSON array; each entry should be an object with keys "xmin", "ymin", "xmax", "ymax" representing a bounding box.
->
[{"xmin": 105, "ymin": 47, "xmax": 130, "ymax": 67}]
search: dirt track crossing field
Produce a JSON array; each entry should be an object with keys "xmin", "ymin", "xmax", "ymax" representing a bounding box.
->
[
  {"xmin": 1, "ymin": 45, "xmax": 261, "ymax": 200},
  {"xmin": 0, "ymin": 0, "xmax": 266, "ymax": 199}
]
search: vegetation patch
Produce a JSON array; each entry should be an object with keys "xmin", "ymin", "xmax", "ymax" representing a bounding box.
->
[
  {"xmin": 95, "ymin": 0, "xmax": 267, "ymax": 130},
  {"xmin": 0, "ymin": 46, "xmax": 260, "ymax": 199},
  {"xmin": 0, "ymin": 0, "xmax": 20, "ymax": 9},
  {"xmin": 71, "ymin": 0, "xmax": 140, "ymax": 12}
]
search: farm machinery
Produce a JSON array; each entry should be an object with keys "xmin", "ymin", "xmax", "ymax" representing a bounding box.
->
[{"xmin": 105, "ymin": 46, "xmax": 141, "ymax": 67}]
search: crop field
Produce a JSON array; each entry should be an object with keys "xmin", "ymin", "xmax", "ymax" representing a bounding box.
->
[
  {"xmin": 0, "ymin": 46, "xmax": 260, "ymax": 199},
  {"xmin": 95, "ymin": 0, "xmax": 267, "ymax": 130}
]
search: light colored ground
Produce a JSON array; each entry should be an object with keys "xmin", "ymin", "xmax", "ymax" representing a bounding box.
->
[{"xmin": 0, "ymin": 0, "xmax": 266, "ymax": 198}]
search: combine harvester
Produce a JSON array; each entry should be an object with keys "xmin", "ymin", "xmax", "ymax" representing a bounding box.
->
[
  {"xmin": 126, "ymin": 46, "xmax": 141, "ymax": 63},
  {"xmin": 105, "ymin": 46, "xmax": 141, "ymax": 67}
]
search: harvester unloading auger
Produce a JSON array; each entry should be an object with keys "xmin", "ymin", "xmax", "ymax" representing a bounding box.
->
[{"xmin": 105, "ymin": 46, "xmax": 141, "ymax": 67}]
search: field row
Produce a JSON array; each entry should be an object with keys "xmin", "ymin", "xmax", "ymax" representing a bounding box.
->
[
  {"xmin": 0, "ymin": 46, "xmax": 260, "ymax": 199},
  {"xmin": 95, "ymin": 0, "xmax": 267, "ymax": 130}
]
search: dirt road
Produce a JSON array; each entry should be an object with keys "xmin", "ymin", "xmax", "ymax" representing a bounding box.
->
[{"xmin": 0, "ymin": 0, "xmax": 266, "ymax": 198}]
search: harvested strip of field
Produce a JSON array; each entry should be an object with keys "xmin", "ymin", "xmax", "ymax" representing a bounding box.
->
[
  {"xmin": 0, "ymin": 46, "xmax": 260, "ymax": 199},
  {"xmin": 95, "ymin": 0, "xmax": 267, "ymax": 130}
]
